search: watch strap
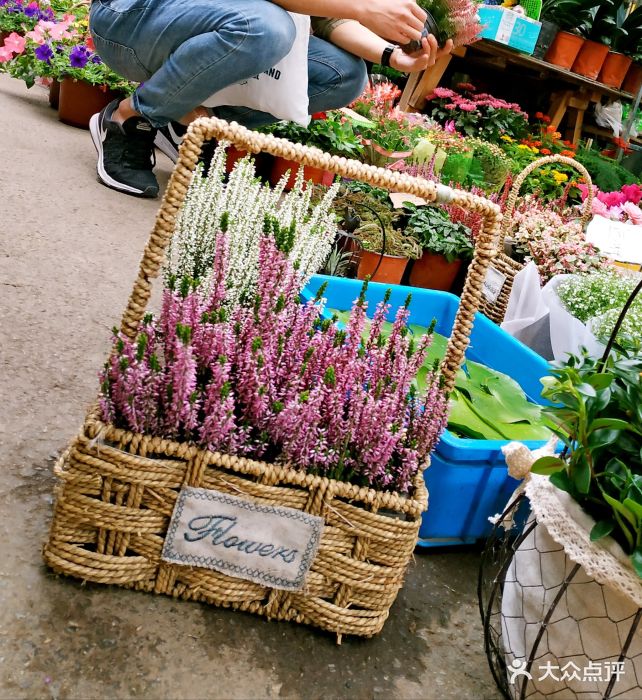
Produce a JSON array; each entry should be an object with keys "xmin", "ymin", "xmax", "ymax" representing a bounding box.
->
[{"xmin": 380, "ymin": 45, "xmax": 396, "ymax": 67}]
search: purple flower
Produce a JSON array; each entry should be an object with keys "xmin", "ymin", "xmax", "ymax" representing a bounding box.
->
[
  {"xmin": 34, "ymin": 42, "xmax": 53, "ymax": 63},
  {"xmin": 91, "ymin": 54, "xmax": 102, "ymax": 64},
  {"xmin": 23, "ymin": 2, "xmax": 39, "ymax": 17},
  {"xmin": 38, "ymin": 7, "xmax": 53, "ymax": 20},
  {"xmin": 69, "ymin": 45, "xmax": 90, "ymax": 69}
]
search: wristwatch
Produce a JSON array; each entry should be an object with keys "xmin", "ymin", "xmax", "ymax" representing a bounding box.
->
[{"xmin": 380, "ymin": 45, "xmax": 396, "ymax": 68}]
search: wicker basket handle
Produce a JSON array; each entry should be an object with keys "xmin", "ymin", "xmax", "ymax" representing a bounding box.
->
[
  {"xmin": 501, "ymin": 155, "xmax": 594, "ymax": 243},
  {"xmin": 117, "ymin": 117, "xmax": 501, "ymax": 394}
]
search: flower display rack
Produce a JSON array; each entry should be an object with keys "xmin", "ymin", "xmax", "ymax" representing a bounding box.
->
[{"xmin": 43, "ymin": 118, "xmax": 501, "ymax": 638}]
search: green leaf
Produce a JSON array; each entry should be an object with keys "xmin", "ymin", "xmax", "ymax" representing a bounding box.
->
[
  {"xmin": 589, "ymin": 418, "xmax": 631, "ymax": 432},
  {"xmin": 550, "ymin": 470, "xmax": 574, "ymax": 493},
  {"xmin": 573, "ymin": 457, "xmax": 592, "ymax": 494},
  {"xmin": 631, "ymin": 548, "xmax": 642, "ymax": 578},
  {"xmin": 447, "ymin": 393, "xmax": 505, "ymax": 440},
  {"xmin": 623, "ymin": 498, "xmax": 642, "ymax": 525},
  {"xmin": 590, "ymin": 519, "xmax": 615, "ymax": 541},
  {"xmin": 588, "ymin": 428, "xmax": 621, "ymax": 449},
  {"xmin": 586, "ymin": 373, "xmax": 614, "ymax": 390},
  {"xmin": 577, "ymin": 382, "xmax": 597, "ymax": 397},
  {"xmin": 603, "ymin": 491, "xmax": 638, "ymax": 529},
  {"xmin": 531, "ymin": 456, "xmax": 565, "ymax": 475}
]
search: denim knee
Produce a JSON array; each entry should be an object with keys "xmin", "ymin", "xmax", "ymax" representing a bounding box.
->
[
  {"xmin": 248, "ymin": 4, "xmax": 296, "ymax": 71},
  {"xmin": 337, "ymin": 55, "xmax": 368, "ymax": 105}
]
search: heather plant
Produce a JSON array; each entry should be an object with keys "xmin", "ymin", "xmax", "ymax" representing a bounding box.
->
[
  {"xmin": 167, "ymin": 145, "xmax": 340, "ymax": 308},
  {"xmin": 100, "ymin": 230, "xmax": 449, "ymax": 494}
]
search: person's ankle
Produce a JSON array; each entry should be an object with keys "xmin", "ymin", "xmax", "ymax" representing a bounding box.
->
[{"xmin": 112, "ymin": 98, "xmax": 143, "ymax": 126}]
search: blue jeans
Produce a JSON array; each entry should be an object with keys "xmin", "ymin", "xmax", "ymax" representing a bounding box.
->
[{"xmin": 89, "ymin": 0, "xmax": 367, "ymax": 128}]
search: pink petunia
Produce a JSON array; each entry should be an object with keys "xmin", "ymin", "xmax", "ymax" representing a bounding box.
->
[
  {"xmin": 4, "ymin": 33, "xmax": 26, "ymax": 55},
  {"xmin": 0, "ymin": 46, "xmax": 14, "ymax": 62}
]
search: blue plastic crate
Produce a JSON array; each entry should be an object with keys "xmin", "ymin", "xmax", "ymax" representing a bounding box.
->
[{"xmin": 303, "ymin": 275, "xmax": 551, "ymax": 547}]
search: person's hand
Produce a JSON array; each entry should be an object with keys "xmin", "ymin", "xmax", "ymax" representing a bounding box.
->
[
  {"xmin": 355, "ymin": 0, "xmax": 427, "ymax": 44},
  {"xmin": 390, "ymin": 36, "xmax": 454, "ymax": 72}
]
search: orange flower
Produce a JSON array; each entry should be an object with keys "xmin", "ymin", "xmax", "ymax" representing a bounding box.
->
[
  {"xmin": 532, "ymin": 140, "xmax": 542, "ymax": 147},
  {"xmin": 541, "ymin": 114, "xmax": 552, "ymax": 124},
  {"xmin": 560, "ymin": 150, "xmax": 576, "ymax": 158},
  {"xmin": 553, "ymin": 131, "xmax": 562, "ymax": 140},
  {"xmin": 540, "ymin": 148, "xmax": 552, "ymax": 155},
  {"xmin": 546, "ymin": 124, "xmax": 556, "ymax": 133}
]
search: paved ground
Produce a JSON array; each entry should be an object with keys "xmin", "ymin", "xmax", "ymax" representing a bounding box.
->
[{"xmin": 0, "ymin": 73, "xmax": 499, "ymax": 700}]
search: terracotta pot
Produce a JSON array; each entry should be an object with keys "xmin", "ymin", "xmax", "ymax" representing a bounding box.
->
[
  {"xmin": 48, "ymin": 79, "xmax": 60, "ymax": 110},
  {"xmin": 58, "ymin": 78, "xmax": 119, "ymax": 129},
  {"xmin": 408, "ymin": 251, "xmax": 462, "ymax": 292},
  {"xmin": 225, "ymin": 145, "xmax": 248, "ymax": 173},
  {"xmin": 571, "ymin": 40, "xmax": 609, "ymax": 80},
  {"xmin": 269, "ymin": 156, "xmax": 334, "ymax": 191},
  {"xmin": 598, "ymin": 52, "xmax": 633, "ymax": 89},
  {"xmin": 356, "ymin": 250, "xmax": 408, "ymax": 285},
  {"xmin": 622, "ymin": 62, "xmax": 642, "ymax": 95},
  {"xmin": 544, "ymin": 31, "xmax": 585, "ymax": 70}
]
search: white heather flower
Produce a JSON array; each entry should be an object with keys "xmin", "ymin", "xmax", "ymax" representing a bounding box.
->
[{"xmin": 166, "ymin": 143, "xmax": 339, "ymax": 308}]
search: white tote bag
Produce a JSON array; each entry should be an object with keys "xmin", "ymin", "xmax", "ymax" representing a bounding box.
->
[{"xmin": 202, "ymin": 13, "xmax": 311, "ymax": 126}]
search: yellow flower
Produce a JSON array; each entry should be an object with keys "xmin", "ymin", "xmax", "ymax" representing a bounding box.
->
[
  {"xmin": 517, "ymin": 144, "xmax": 530, "ymax": 150},
  {"xmin": 501, "ymin": 135, "xmax": 514, "ymax": 143},
  {"xmin": 552, "ymin": 171, "xmax": 568, "ymax": 183},
  {"xmin": 531, "ymin": 147, "xmax": 540, "ymax": 154}
]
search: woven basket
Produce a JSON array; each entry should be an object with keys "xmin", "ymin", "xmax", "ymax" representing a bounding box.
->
[
  {"xmin": 43, "ymin": 118, "xmax": 501, "ymax": 638},
  {"xmin": 479, "ymin": 155, "xmax": 594, "ymax": 324}
]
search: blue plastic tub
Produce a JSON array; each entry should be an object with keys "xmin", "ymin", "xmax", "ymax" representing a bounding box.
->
[{"xmin": 303, "ymin": 275, "xmax": 551, "ymax": 548}]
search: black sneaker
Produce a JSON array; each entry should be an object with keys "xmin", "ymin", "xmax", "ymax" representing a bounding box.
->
[
  {"xmin": 154, "ymin": 121, "xmax": 186, "ymax": 163},
  {"xmin": 89, "ymin": 99, "xmax": 159, "ymax": 198},
  {"xmin": 155, "ymin": 121, "xmax": 216, "ymax": 174}
]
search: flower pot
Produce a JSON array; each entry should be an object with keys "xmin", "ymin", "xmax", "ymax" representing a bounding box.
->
[
  {"xmin": 571, "ymin": 40, "xmax": 609, "ymax": 80},
  {"xmin": 532, "ymin": 20, "xmax": 559, "ymax": 60},
  {"xmin": 225, "ymin": 145, "xmax": 249, "ymax": 173},
  {"xmin": 401, "ymin": 10, "xmax": 445, "ymax": 53},
  {"xmin": 356, "ymin": 250, "xmax": 408, "ymax": 285},
  {"xmin": 623, "ymin": 62, "xmax": 642, "ymax": 96},
  {"xmin": 408, "ymin": 252, "xmax": 462, "ymax": 292},
  {"xmin": 544, "ymin": 31, "xmax": 585, "ymax": 70},
  {"xmin": 598, "ymin": 51, "xmax": 633, "ymax": 89},
  {"xmin": 58, "ymin": 78, "xmax": 119, "ymax": 130},
  {"xmin": 269, "ymin": 156, "xmax": 334, "ymax": 191},
  {"xmin": 48, "ymin": 79, "xmax": 60, "ymax": 110}
]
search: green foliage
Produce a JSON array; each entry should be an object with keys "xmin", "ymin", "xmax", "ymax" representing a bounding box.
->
[
  {"xmin": 262, "ymin": 114, "xmax": 364, "ymax": 159},
  {"xmin": 534, "ymin": 348, "xmax": 642, "ymax": 576},
  {"xmin": 405, "ymin": 205, "xmax": 474, "ymax": 262},
  {"xmin": 588, "ymin": 0, "xmax": 629, "ymax": 45},
  {"xmin": 541, "ymin": 0, "xmax": 601, "ymax": 34},
  {"xmin": 575, "ymin": 148, "xmax": 639, "ymax": 192}
]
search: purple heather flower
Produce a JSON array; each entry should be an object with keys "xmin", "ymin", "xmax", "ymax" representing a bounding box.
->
[
  {"xmin": 34, "ymin": 43, "xmax": 53, "ymax": 63},
  {"xmin": 69, "ymin": 45, "xmax": 90, "ymax": 69}
]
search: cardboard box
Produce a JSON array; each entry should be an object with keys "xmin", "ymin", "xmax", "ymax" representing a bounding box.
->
[{"xmin": 478, "ymin": 6, "xmax": 542, "ymax": 55}]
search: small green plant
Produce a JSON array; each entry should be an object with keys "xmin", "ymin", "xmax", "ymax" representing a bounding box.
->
[
  {"xmin": 533, "ymin": 347, "xmax": 642, "ymax": 577},
  {"xmin": 405, "ymin": 204, "xmax": 474, "ymax": 262}
]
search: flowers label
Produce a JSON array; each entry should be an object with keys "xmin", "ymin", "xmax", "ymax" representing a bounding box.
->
[
  {"xmin": 482, "ymin": 266, "xmax": 507, "ymax": 304},
  {"xmin": 162, "ymin": 487, "xmax": 324, "ymax": 591}
]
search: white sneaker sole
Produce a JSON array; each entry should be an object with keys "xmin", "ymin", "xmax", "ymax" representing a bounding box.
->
[
  {"xmin": 154, "ymin": 130, "xmax": 179, "ymax": 163},
  {"xmin": 89, "ymin": 112, "xmax": 156, "ymax": 197}
]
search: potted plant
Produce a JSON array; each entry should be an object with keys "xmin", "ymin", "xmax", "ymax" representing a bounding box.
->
[
  {"xmin": 600, "ymin": 2, "xmax": 642, "ymax": 88},
  {"xmin": 405, "ymin": 204, "xmax": 474, "ymax": 291},
  {"xmin": 497, "ymin": 344, "xmax": 642, "ymax": 698},
  {"xmin": 542, "ymin": 0, "xmax": 600, "ymax": 69},
  {"xmin": 572, "ymin": 0, "xmax": 627, "ymax": 79},
  {"xmin": 332, "ymin": 185, "xmax": 421, "ymax": 284},
  {"xmin": 407, "ymin": 0, "xmax": 483, "ymax": 50},
  {"xmin": 263, "ymin": 112, "xmax": 363, "ymax": 189}
]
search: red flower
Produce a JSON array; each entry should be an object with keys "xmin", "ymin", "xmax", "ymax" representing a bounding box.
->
[
  {"xmin": 540, "ymin": 148, "xmax": 552, "ymax": 155},
  {"xmin": 86, "ymin": 35, "xmax": 95, "ymax": 52},
  {"xmin": 311, "ymin": 111, "xmax": 327, "ymax": 120}
]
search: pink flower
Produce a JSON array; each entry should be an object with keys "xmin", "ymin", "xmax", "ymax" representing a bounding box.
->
[
  {"xmin": 444, "ymin": 120, "xmax": 456, "ymax": 133},
  {"xmin": 432, "ymin": 87, "xmax": 456, "ymax": 99},
  {"xmin": 621, "ymin": 184, "xmax": 642, "ymax": 205},
  {"xmin": 4, "ymin": 33, "xmax": 26, "ymax": 55},
  {"xmin": 458, "ymin": 102, "xmax": 477, "ymax": 112},
  {"xmin": 0, "ymin": 46, "xmax": 13, "ymax": 62},
  {"xmin": 623, "ymin": 202, "xmax": 642, "ymax": 225},
  {"xmin": 591, "ymin": 198, "xmax": 610, "ymax": 217}
]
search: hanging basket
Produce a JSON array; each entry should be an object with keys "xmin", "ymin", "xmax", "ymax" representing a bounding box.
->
[
  {"xmin": 42, "ymin": 118, "xmax": 501, "ymax": 638},
  {"xmin": 479, "ymin": 155, "xmax": 593, "ymax": 324}
]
